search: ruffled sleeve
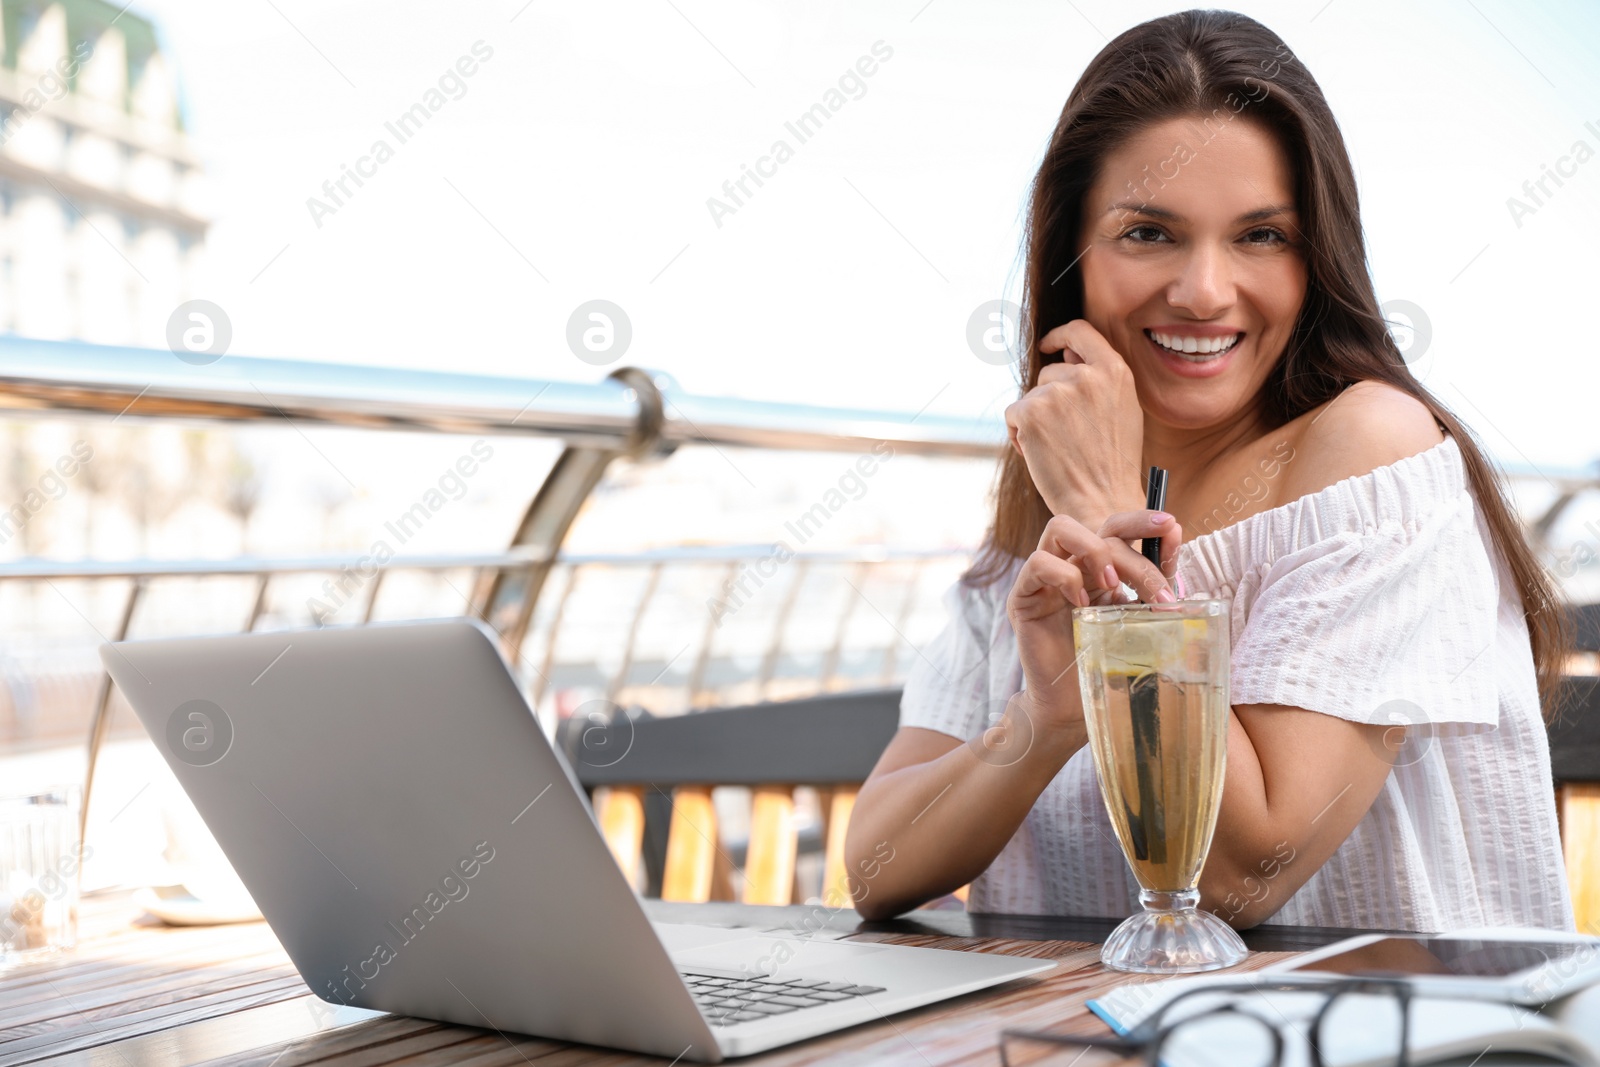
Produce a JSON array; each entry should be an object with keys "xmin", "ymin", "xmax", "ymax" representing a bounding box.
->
[
  {"xmin": 1183, "ymin": 436, "xmax": 1502, "ymax": 729},
  {"xmin": 898, "ymin": 572, "xmax": 1012, "ymax": 741}
]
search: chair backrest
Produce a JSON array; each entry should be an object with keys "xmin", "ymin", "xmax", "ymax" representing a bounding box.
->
[
  {"xmin": 1550, "ymin": 675, "xmax": 1600, "ymax": 783},
  {"xmin": 558, "ymin": 688, "xmax": 901, "ymax": 787},
  {"xmin": 1570, "ymin": 603, "xmax": 1600, "ymax": 654},
  {"xmin": 1549, "ymin": 675, "xmax": 1600, "ymax": 937},
  {"xmin": 554, "ymin": 689, "xmax": 902, "ymax": 907}
]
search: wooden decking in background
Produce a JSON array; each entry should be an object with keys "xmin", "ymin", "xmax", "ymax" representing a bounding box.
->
[{"xmin": 1561, "ymin": 783, "xmax": 1600, "ymax": 935}]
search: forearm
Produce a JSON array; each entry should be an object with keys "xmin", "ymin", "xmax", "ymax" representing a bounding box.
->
[
  {"xmin": 844, "ymin": 696, "xmax": 1087, "ymax": 920},
  {"xmin": 1196, "ymin": 711, "xmax": 1279, "ymax": 926},
  {"xmin": 1198, "ymin": 707, "xmax": 1392, "ymax": 928}
]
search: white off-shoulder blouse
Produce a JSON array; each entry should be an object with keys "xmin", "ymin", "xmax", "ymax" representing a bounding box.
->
[{"xmin": 901, "ymin": 434, "xmax": 1575, "ymax": 931}]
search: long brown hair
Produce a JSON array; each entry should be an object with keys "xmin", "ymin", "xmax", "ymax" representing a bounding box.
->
[{"xmin": 968, "ymin": 9, "xmax": 1571, "ymax": 716}]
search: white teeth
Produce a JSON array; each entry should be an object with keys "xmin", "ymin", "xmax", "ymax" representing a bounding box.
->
[{"xmin": 1149, "ymin": 331, "xmax": 1242, "ymax": 359}]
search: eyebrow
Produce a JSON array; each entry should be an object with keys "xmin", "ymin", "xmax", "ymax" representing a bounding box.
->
[{"xmin": 1103, "ymin": 202, "xmax": 1295, "ymax": 224}]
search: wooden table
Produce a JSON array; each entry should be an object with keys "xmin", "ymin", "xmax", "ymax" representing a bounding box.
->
[{"xmin": 0, "ymin": 893, "xmax": 1376, "ymax": 1067}]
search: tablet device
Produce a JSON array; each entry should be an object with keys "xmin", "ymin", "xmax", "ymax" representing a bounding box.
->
[{"xmin": 1273, "ymin": 931, "xmax": 1600, "ymax": 1004}]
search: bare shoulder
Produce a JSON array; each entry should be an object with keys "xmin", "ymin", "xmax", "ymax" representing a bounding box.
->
[{"xmin": 1280, "ymin": 380, "xmax": 1446, "ymax": 500}]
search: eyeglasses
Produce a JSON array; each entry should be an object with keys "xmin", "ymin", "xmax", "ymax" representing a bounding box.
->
[{"xmin": 999, "ymin": 976, "xmax": 1441, "ymax": 1067}]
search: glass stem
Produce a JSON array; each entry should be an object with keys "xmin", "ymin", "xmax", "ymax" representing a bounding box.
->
[{"xmin": 1140, "ymin": 888, "xmax": 1199, "ymax": 913}]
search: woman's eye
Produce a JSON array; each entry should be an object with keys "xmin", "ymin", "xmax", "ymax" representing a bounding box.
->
[
  {"xmin": 1119, "ymin": 225, "xmax": 1169, "ymax": 243},
  {"xmin": 1243, "ymin": 227, "xmax": 1288, "ymax": 245}
]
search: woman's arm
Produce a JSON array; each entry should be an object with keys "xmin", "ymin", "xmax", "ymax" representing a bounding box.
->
[
  {"xmin": 843, "ymin": 713, "xmax": 1085, "ymax": 921},
  {"xmin": 1200, "ymin": 381, "xmax": 1447, "ymax": 926},
  {"xmin": 847, "ymin": 700, "xmax": 1396, "ymax": 927},
  {"xmin": 1197, "ymin": 706, "xmax": 1394, "ymax": 927},
  {"xmin": 845, "ymin": 507, "xmax": 1176, "ymax": 919}
]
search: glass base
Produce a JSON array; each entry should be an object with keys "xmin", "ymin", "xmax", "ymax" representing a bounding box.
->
[{"xmin": 1101, "ymin": 889, "xmax": 1249, "ymax": 974}]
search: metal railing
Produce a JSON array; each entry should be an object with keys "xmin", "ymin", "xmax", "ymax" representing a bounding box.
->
[
  {"xmin": 0, "ymin": 336, "xmax": 998, "ymax": 455},
  {"xmin": 0, "ymin": 337, "xmax": 1004, "ymax": 840},
  {"xmin": 5, "ymin": 337, "xmax": 1599, "ymax": 844}
]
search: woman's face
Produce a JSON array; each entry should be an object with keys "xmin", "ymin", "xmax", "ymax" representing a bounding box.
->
[{"xmin": 1077, "ymin": 114, "xmax": 1308, "ymax": 431}]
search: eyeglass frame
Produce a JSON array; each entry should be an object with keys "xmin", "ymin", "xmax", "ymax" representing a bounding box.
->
[{"xmin": 999, "ymin": 976, "xmax": 1424, "ymax": 1067}]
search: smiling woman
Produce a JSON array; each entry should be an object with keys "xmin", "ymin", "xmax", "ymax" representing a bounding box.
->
[
  {"xmin": 843, "ymin": 9, "xmax": 1575, "ymax": 934},
  {"xmin": 1072, "ymin": 116, "xmax": 1309, "ymax": 429}
]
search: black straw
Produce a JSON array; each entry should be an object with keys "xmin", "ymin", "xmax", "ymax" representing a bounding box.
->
[
  {"xmin": 1141, "ymin": 466, "xmax": 1168, "ymax": 571},
  {"xmin": 1129, "ymin": 465, "xmax": 1172, "ymax": 862}
]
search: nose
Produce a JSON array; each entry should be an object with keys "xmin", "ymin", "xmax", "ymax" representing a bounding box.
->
[{"xmin": 1166, "ymin": 241, "xmax": 1236, "ymax": 319}]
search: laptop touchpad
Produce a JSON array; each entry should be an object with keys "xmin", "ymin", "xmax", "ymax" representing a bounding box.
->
[
  {"xmin": 670, "ymin": 934, "xmax": 891, "ymax": 974},
  {"xmin": 653, "ymin": 923, "xmax": 756, "ymax": 952}
]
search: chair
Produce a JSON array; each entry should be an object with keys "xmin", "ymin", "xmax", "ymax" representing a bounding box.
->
[
  {"xmin": 555, "ymin": 689, "xmax": 901, "ymax": 907},
  {"xmin": 1551, "ymin": 602, "xmax": 1600, "ymax": 935},
  {"xmin": 1570, "ymin": 603, "xmax": 1600, "ymax": 656}
]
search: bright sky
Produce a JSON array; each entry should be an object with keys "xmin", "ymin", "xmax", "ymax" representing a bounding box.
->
[{"xmin": 128, "ymin": 0, "xmax": 1598, "ymax": 473}]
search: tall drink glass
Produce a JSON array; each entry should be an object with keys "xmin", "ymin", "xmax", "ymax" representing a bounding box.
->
[
  {"xmin": 0, "ymin": 787, "xmax": 83, "ymax": 966},
  {"xmin": 1072, "ymin": 599, "xmax": 1247, "ymax": 973}
]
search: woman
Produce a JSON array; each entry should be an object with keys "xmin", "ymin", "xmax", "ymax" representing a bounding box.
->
[{"xmin": 844, "ymin": 9, "xmax": 1573, "ymax": 931}]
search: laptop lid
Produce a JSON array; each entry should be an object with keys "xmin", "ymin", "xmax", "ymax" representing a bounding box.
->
[{"xmin": 101, "ymin": 618, "xmax": 721, "ymax": 1061}]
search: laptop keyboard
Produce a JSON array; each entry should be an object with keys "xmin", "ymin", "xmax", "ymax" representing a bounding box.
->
[{"xmin": 679, "ymin": 972, "xmax": 888, "ymax": 1027}]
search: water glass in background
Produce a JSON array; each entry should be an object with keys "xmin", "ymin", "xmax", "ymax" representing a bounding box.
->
[
  {"xmin": 1073, "ymin": 599, "xmax": 1247, "ymax": 973},
  {"xmin": 0, "ymin": 787, "xmax": 84, "ymax": 964}
]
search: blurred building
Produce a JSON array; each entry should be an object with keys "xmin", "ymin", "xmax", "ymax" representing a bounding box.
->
[
  {"xmin": 0, "ymin": 0, "xmax": 217, "ymax": 570},
  {"xmin": 0, "ymin": 0, "xmax": 206, "ymax": 343},
  {"xmin": 0, "ymin": 0, "xmax": 215, "ymax": 757}
]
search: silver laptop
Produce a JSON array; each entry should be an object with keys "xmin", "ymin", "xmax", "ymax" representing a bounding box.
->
[{"xmin": 101, "ymin": 618, "xmax": 1053, "ymax": 1062}]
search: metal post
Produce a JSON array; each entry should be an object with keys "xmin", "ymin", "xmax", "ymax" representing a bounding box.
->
[
  {"xmin": 244, "ymin": 573, "xmax": 270, "ymax": 632},
  {"xmin": 529, "ymin": 565, "xmax": 581, "ymax": 717},
  {"xmin": 473, "ymin": 367, "xmax": 668, "ymax": 665},
  {"xmin": 608, "ymin": 562, "xmax": 664, "ymax": 704},
  {"xmin": 756, "ymin": 559, "xmax": 810, "ymax": 699},
  {"xmin": 687, "ymin": 560, "xmax": 740, "ymax": 705},
  {"xmin": 1533, "ymin": 491, "xmax": 1581, "ymax": 554},
  {"xmin": 361, "ymin": 569, "xmax": 387, "ymax": 624},
  {"xmin": 880, "ymin": 558, "xmax": 926, "ymax": 682},
  {"xmin": 819, "ymin": 562, "xmax": 869, "ymax": 692},
  {"xmin": 80, "ymin": 578, "xmax": 144, "ymax": 847}
]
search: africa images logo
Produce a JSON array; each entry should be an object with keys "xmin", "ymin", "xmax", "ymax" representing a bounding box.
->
[{"xmin": 166, "ymin": 699, "xmax": 234, "ymax": 767}]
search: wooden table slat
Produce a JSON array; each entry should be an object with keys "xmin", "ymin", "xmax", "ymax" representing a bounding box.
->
[
  {"xmin": 220, "ymin": 1016, "xmax": 458, "ymax": 1067},
  {"xmin": 0, "ymin": 954, "xmax": 298, "ymax": 1035},
  {"xmin": 5, "ymin": 975, "xmax": 311, "ymax": 1061},
  {"xmin": 267, "ymin": 1024, "xmax": 489, "ymax": 1067}
]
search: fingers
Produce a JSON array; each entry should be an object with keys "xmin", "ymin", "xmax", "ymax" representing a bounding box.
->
[
  {"xmin": 1097, "ymin": 509, "xmax": 1173, "ymax": 540},
  {"xmin": 1036, "ymin": 515, "xmax": 1124, "ymax": 600},
  {"xmin": 1097, "ymin": 537, "xmax": 1173, "ymax": 604},
  {"xmin": 1159, "ymin": 525, "xmax": 1183, "ymax": 581},
  {"xmin": 1009, "ymin": 549, "xmax": 1089, "ymax": 619},
  {"xmin": 1003, "ymin": 400, "xmax": 1024, "ymax": 455},
  {"xmin": 1039, "ymin": 513, "xmax": 1173, "ymax": 604},
  {"xmin": 1037, "ymin": 319, "xmax": 1126, "ymax": 369},
  {"xmin": 1037, "ymin": 327, "xmax": 1076, "ymax": 365},
  {"xmin": 1034, "ymin": 362, "xmax": 1086, "ymax": 387},
  {"xmin": 1097, "ymin": 510, "xmax": 1186, "ymax": 580}
]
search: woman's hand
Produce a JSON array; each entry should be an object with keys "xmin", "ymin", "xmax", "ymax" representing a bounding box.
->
[
  {"xmin": 1006, "ymin": 510, "xmax": 1184, "ymax": 729},
  {"xmin": 1004, "ymin": 319, "xmax": 1147, "ymax": 529}
]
